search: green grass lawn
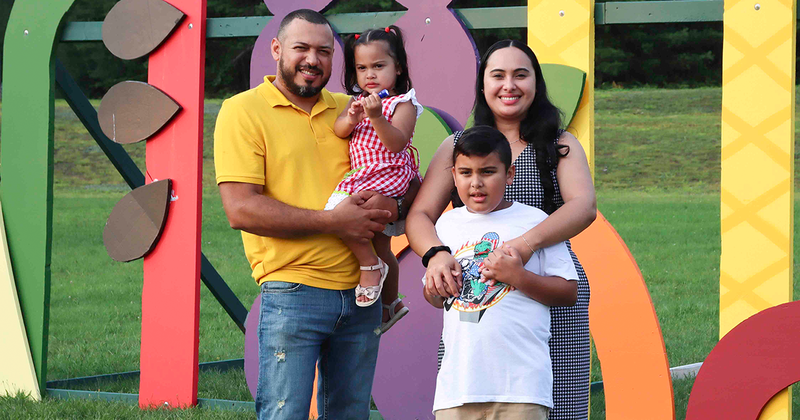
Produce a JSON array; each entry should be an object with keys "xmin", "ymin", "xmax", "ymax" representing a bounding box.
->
[{"xmin": 2, "ymin": 86, "xmax": 800, "ymax": 418}]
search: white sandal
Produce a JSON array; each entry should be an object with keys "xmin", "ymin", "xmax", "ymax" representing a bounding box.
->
[
  {"xmin": 380, "ymin": 298, "xmax": 409, "ymax": 334},
  {"xmin": 355, "ymin": 259, "xmax": 388, "ymax": 307}
]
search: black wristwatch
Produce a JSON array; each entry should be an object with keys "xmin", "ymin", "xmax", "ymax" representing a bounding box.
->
[
  {"xmin": 395, "ymin": 196, "xmax": 406, "ymax": 221},
  {"xmin": 422, "ymin": 245, "xmax": 452, "ymax": 267}
]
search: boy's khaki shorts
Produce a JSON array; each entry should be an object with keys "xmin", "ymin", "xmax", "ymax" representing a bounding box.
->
[{"xmin": 435, "ymin": 402, "xmax": 549, "ymax": 420}]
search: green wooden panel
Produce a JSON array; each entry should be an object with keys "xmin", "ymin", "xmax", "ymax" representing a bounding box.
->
[
  {"xmin": 1, "ymin": 0, "xmax": 77, "ymax": 393},
  {"xmin": 206, "ymin": 16, "xmax": 269, "ymax": 38},
  {"xmin": 60, "ymin": 2, "xmax": 732, "ymax": 41},
  {"xmin": 59, "ymin": 21, "xmax": 101, "ymax": 41},
  {"xmin": 540, "ymin": 63, "xmax": 587, "ymax": 128},
  {"xmin": 454, "ymin": 6, "xmax": 528, "ymax": 29},
  {"xmin": 415, "ymin": 107, "xmax": 454, "ymax": 177},
  {"xmin": 599, "ymin": 1, "xmax": 723, "ymax": 24}
]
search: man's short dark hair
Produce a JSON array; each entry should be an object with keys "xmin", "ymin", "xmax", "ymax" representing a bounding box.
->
[
  {"xmin": 277, "ymin": 9, "xmax": 332, "ymax": 41},
  {"xmin": 453, "ymin": 125, "xmax": 513, "ymax": 170}
]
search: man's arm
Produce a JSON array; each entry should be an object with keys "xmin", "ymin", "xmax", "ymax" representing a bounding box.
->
[
  {"xmin": 356, "ymin": 175, "xmax": 421, "ymax": 224},
  {"xmin": 219, "ymin": 182, "xmax": 391, "ymax": 242}
]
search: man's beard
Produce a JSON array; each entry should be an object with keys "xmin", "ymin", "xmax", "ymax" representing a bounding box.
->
[{"xmin": 278, "ymin": 59, "xmax": 329, "ymax": 98}]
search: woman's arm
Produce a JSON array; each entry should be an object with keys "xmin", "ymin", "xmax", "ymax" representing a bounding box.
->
[
  {"xmin": 481, "ymin": 245, "xmax": 577, "ymax": 306},
  {"xmin": 406, "ymin": 135, "xmax": 462, "ymax": 297},
  {"xmin": 503, "ymin": 131, "xmax": 597, "ymax": 264}
]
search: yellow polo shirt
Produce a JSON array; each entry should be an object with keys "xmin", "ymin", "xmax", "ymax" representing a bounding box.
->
[{"xmin": 214, "ymin": 76, "xmax": 359, "ymax": 289}]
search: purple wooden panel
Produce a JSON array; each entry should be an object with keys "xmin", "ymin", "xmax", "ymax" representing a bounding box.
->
[
  {"xmin": 372, "ymin": 249, "xmax": 440, "ymax": 420},
  {"xmin": 396, "ymin": 0, "xmax": 479, "ymax": 126},
  {"xmin": 250, "ymin": 1, "xmax": 345, "ymax": 92},
  {"xmin": 244, "ymin": 294, "xmax": 259, "ymax": 399}
]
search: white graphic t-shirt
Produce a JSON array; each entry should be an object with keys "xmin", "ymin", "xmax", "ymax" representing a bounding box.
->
[{"xmin": 432, "ymin": 202, "xmax": 579, "ymax": 412}]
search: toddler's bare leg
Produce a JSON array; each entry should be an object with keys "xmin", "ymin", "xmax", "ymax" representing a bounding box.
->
[
  {"xmin": 343, "ymin": 237, "xmax": 382, "ymax": 303},
  {"xmin": 373, "ymin": 234, "xmax": 405, "ymax": 321}
]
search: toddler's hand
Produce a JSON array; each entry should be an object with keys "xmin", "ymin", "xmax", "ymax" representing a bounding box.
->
[
  {"xmin": 362, "ymin": 92, "xmax": 383, "ymax": 119},
  {"xmin": 347, "ymin": 100, "xmax": 366, "ymax": 125}
]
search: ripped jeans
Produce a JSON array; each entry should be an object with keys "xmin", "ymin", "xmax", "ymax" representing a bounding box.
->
[{"xmin": 256, "ymin": 281, "xmax": 381, "ymax": 420}]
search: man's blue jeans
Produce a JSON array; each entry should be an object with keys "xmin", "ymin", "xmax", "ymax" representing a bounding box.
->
[{"xmin": 256, "ymin": 281, "xmax": 381, "ymax": 420}]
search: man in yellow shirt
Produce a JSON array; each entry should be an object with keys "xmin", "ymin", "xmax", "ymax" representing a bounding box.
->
[{"xmin": 214, "ymin": 9, "xmax": 398, "ymax": 420}]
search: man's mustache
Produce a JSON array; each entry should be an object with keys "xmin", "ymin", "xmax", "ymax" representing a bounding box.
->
[{"xmin": 297, "ymin": 64, "xmax": 322, "ymax": 75}]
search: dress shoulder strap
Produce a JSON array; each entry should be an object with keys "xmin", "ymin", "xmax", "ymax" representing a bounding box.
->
[{"xmin": 452, "ymin": 130, "xmax": 464, "ymax": 146}]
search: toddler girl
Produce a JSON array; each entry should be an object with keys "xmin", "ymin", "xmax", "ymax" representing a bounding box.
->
[{"xmin": 330, "ymin": 26, "xmax": 422, "ymax": 331}]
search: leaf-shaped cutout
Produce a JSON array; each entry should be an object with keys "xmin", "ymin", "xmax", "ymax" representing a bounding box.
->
[
  {"xmin": 102, "ymin": 0, "xmax": 184, "ymax": 60},
  {"xmin": 414, "ymin": 107, "xmax": 454, "ymax": 177},
  {"xmin": 103, "ymin": 179, "xmax": 171, "ymax": 262},
  {"xmin": 98, "ymin": 81, "xmax": 181, "ymax": 144},
  {"xmin": 541, "ymin": 64, "xmax": 587, "ymax": 127}
]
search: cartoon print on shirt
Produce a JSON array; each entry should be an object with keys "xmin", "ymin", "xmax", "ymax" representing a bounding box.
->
[{"xmin": 444, "ymin": 232, "xmax": 513, "ymax": 323}]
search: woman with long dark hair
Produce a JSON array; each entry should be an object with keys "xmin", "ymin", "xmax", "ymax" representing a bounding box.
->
[{"xmin": 406, "ymin": 39, "xmax": 596, "ymax": 419}]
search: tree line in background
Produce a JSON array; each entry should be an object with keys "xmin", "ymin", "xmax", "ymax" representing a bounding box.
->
[{"xmin": 1, "ymin": 0, "xmax": 797, "ymax": 98}]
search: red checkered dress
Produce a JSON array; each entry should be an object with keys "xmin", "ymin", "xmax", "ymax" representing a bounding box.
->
[{"xmin": 334, "ymin": 89, "xmax": 423, "ymax": 198}]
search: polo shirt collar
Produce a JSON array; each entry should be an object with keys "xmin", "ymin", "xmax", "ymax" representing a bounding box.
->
[{"xmin": 258, "ymin": 75, "xmax": 337, "ymax": 116}]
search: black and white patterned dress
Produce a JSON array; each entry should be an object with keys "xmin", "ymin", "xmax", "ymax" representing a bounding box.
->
[{"xmin": 445, "ymin": 131, "xmax": 591, "ymax": 419}]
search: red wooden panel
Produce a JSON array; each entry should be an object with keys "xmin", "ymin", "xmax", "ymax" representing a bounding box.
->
[
  {"xmin": 686, "ymin": 301, "xmax": 800, "ymax": 420},
  {"xmin": 139, "ymin": 0, "xmax": 206, "ymax": 408}
]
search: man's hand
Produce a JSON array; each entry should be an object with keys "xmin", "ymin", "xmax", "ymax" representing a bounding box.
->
[
  {"xmin": 480, "ymin": 245, "xmax": 525, "ymax": 288},
  {"xmin": 357, "ymin": 190, "xmax": 397, "ymax": 224},
  {"xmin": 425, "ymin": 251, "xmax": 462, "ymax": 298},
  {"xmin": 329, "ymin": 195, "xmax": 391, "ymax": 242}
]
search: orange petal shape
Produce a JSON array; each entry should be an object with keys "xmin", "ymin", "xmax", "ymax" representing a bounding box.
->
[
  {"xmin": 103, "ymin": 179, "xmax": 171, "ymax": 262},
  {"xmin": 98, "ymin": 81, "xmax": 180, "ymax": 144},
  {"xmin": 102, "ymin": 0, "xmax": 184, "ymax": 60},
  {"xmin": 571, "ymin": 211, "xmax": 675, "ymax": 420}
]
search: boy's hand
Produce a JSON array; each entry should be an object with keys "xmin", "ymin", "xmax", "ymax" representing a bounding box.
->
[
  {"xmin": 347, "ymin": 100, "xmax": 366, "ymax": 125},
  {"xmin": 425, "ymin": 252, "xmax": 462, "ymax": 298},
  {"xmin": 362, "ymin": 92, "xmax": 383, "ymax": 119},
  {"xmin": 480, "ymin": 245, "xmax": 524, "ymax": 288}
]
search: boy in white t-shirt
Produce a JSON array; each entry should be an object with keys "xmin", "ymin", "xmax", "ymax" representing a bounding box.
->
[{"xmin": 423, "ymin": 125, "xmax": 579, "ymax": 420}]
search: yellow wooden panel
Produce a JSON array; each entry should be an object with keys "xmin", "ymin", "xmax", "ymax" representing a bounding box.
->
[
  {"xmin": 721, "ymin": 0, "xmax": 795, "ymax": 418},
  {"xmin": 528, "ymin": 2, "xmax": 597, "ymax": 418},
  {"xmin": 0, "ymin": 200, "xmax": 40, "ymax": 400},
  {"xmin": 527, "ymin": 0, "xmax": 594, "ymax": 176}
]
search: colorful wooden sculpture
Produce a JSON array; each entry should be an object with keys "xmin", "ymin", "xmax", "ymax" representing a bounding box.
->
[
  {"xmin": 0, "ymin": 0, "xmax": 77, "ymax": 395},
  {"xmin": 394, "ymin": 0, "xmax": 479, "ymax": 126},
  {"xmin": 571, "ymin": 213, "xmax": 675, "ymax": 419},
  {"xmin": 139, "ymin": 0, "xmax": 206, "ymax": 408},
  {"xmin": 0, "ymin": 200, "xmax": 41, "ymax": 400},
  {"xmin": 98, "ymin": 81, "xmax": 181, "ymax": 144},
  {"xmin": 686, "ymin": 301, "xmax": 800, "ymax": 419},
  {"xmin": 718, "ymin": 0, "xmax": 796, "ymax": 418},
  {"xmin": 102, "ymin": 0, "xmax": 184, "ymax": 60},
  {"xmin": 103, "ymin": 180, "xmax": 172, "ymax": 262}
]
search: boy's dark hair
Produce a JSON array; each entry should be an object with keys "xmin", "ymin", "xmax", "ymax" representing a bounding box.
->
[
  {"xmin": 277, "ymin": 9, "xmax": 331, "ymax": 41},
  {"xmin": 453, "ymin": 125, "xmax": 512, "ymax": 170},
  {"xmin": 343, "ymin": 25, "xmax": 412, "ymax": 95}
]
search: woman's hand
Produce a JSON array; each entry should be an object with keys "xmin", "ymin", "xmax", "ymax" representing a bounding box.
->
[
  {"xmin": 480, "ymin": 245, "xmax": 524, "ymax": 288},
  {"xmin": 425, "ymin": 252, "xmax": 462, "ymax": 298}
]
